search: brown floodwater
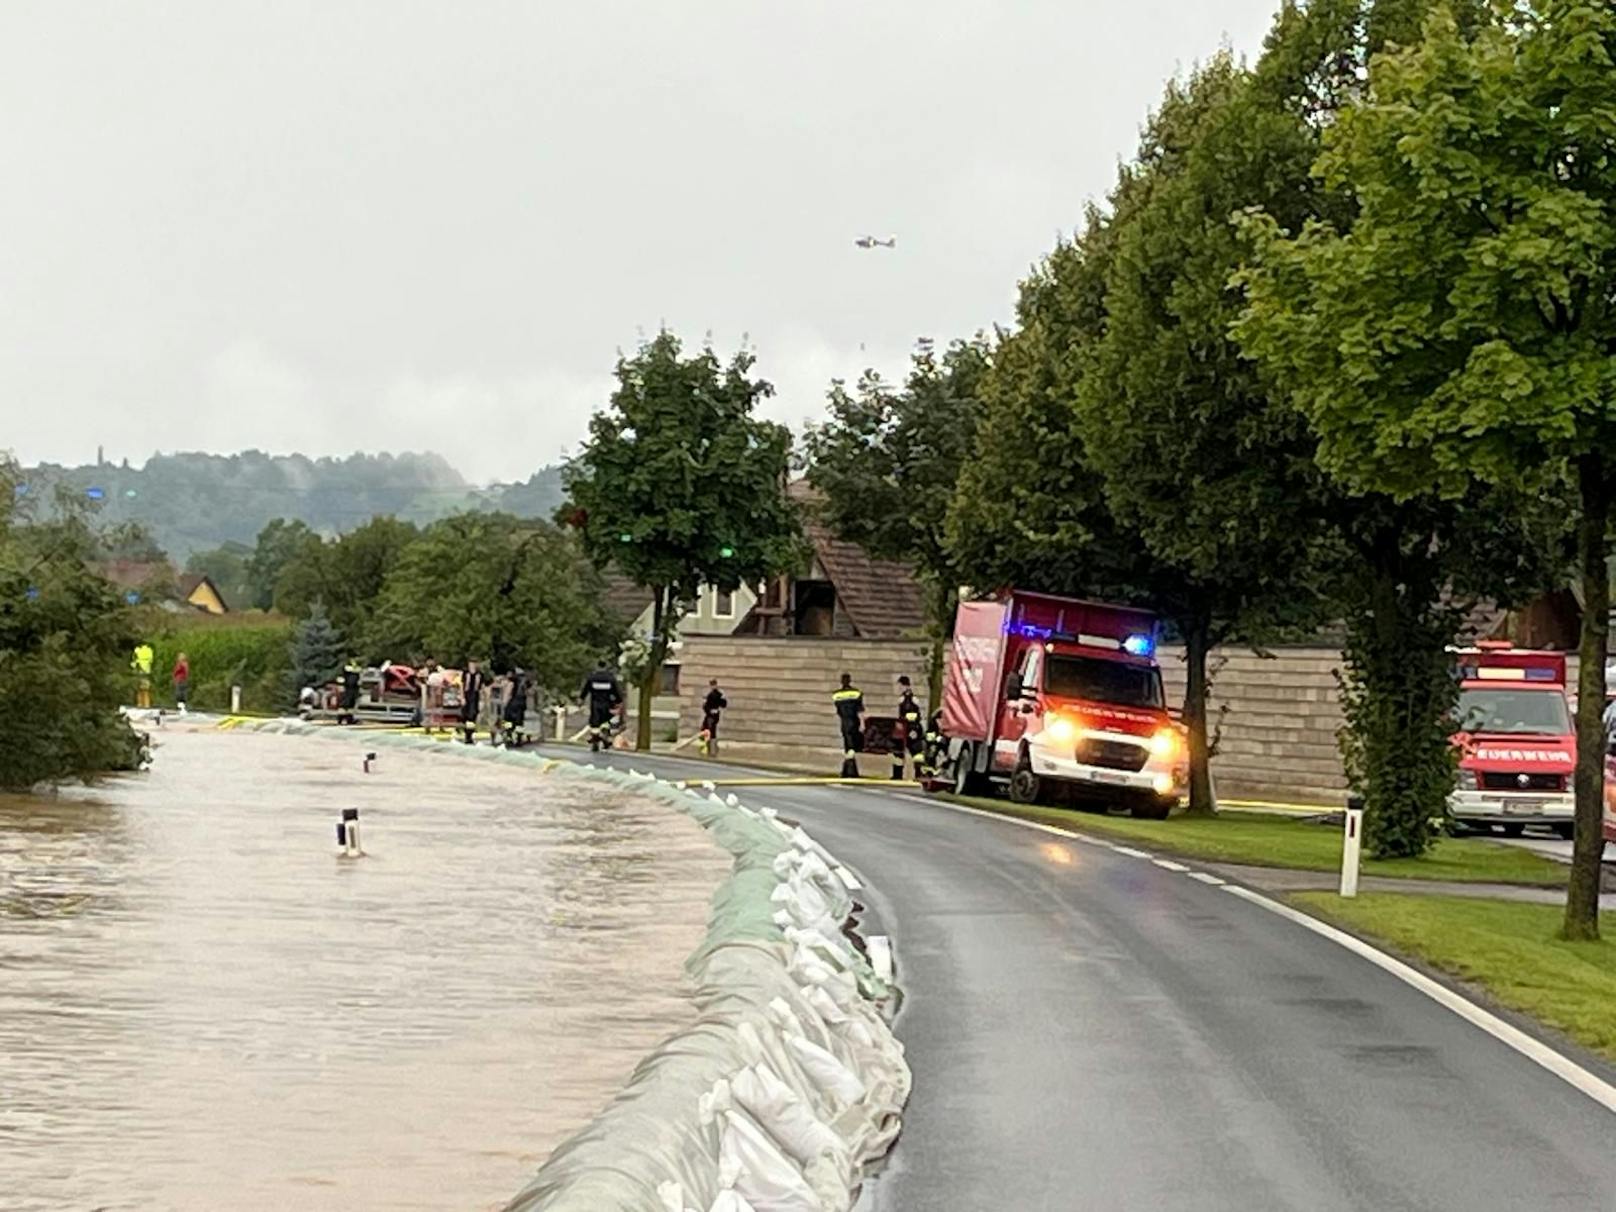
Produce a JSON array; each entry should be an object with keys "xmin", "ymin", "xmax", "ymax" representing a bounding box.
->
[{"xmin": 0, "ymin": 727, "xmax": 729, "ymax": 1212}]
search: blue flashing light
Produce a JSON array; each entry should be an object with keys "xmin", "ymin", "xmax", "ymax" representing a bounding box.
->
[
  {"xmin": 85, "ymin": 486, "xmax": 105, "ymax": 501},
  {"xmin": 1009, "ymin": 621, "xmax": 1054, "ymax": 640},
  {"xmin": 1523, "ymin": 667, "xmax": 1557, "ymax": 681},
  {"xmin": 1123, "ymin": 633, "xmax": 1155, "ymax": 657}
]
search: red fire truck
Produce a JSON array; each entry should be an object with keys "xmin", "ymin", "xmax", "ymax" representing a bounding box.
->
[
  {"xmin": 1450, "ymin": 643, "xmax": 1576, "ymax": 838},
  {"xmin": 933, "ymin": 590, "xmax": 1188, "ymax": 818}
]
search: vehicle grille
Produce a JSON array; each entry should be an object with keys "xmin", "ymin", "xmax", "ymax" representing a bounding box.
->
[
  {"xmin": 1075, "ymin": 737, "xmax": 1148, "ymax": 773},
  {"xmin": 1479, "ymin": 772, "xmax": 1565, "ymax": 792}
]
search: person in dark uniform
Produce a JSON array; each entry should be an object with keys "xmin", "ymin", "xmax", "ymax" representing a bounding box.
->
[
  {"xmin": 698, "ymin": 679, "xmax": 727, "ymax": 758},
  {"xmin": 893, "ymin": 676, "xmax": 924, "ymax": 780},
  {"xmin": 339, "ymin": 659, "xmax": 362, "ymax": 725},
  {"xmin": 922, "ymin": 708, "xmax": 946, "ymax": 780},
  {"xmin": 580, "ymin": 664, "xmax": 624, "ymax": 752},
  {"xmin": 500, "ymin": 667, "xmax": 529, "ymax": 747},
  {"xmin": 832, "ymin": 672, "xmax": 865, "ymax": 777},
  {"xmin": 460, "ymin": 658, "xmax": 486, "ymax": 745}
]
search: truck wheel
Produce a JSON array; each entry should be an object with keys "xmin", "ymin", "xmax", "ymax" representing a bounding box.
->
[
  {"xmin": 1009, "ymin": 752, "xmax": 1042, "ymax": 805},
  {"xmin": 1131, "ymin": 796, "xmax": 1172, "ymax": 821}
]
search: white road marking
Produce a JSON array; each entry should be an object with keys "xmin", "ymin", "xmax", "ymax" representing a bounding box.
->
[
  {"xmin": 1111, "ymin": 845, "xmax": 1152, "ymax": 859},
  {"xmin": 1222, "ymin": 884, "xmax": 1616, "ymax": 1115},
  {"xmin": 1152, "ymin": 859, "xmax": 1191, "ymax": 872},
  {"xmin": 882, "ymin": 788, "xmax": 1616, "ymax": 1117}
]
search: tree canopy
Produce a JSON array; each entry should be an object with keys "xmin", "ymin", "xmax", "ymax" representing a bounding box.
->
[{"xmin": 562, "ymin": 330, "xmax": 800, "ymax": 748}]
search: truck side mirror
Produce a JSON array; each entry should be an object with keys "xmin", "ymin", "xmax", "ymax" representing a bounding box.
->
[{"xmin": 1006, "ymin": 673, "xmax": 1024, "ymax": 701}]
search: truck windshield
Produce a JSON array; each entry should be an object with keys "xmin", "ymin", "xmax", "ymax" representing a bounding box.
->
[
  {"xmin": 1045, "ymin": 655, "xmax": 1163, "ymax": 709},
  {"xmin": 1456, "ymin": 688, "xmax": 1571, "ymax": 735}
]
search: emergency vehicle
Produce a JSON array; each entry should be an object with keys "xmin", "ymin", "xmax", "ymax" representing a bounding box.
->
[
  {"xmin": 932, "ymin": 591, "xmax": 1188, "ymax": 817},
  {"xmin": 1449, "ymin": 643, "xmax": 1575, "ymax": 837}
]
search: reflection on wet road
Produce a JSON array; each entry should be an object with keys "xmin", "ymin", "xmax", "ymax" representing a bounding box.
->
[{"xmin": 0, "ymin": 728, "xmax": 728, "ymax": 1211}]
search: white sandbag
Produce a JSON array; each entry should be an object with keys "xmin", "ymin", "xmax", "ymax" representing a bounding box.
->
[
  {"xmin": 658, "ymin": 1180, "xmax": 699, "ymax": 1212},
  {"xmin": 719, "ymin": 1110, "xmax": 824, "ymax": 1212},
  {"xmin": 709, "ymin": 1192, "xmax": 759, "ymax": 1212},
  {"xmin": 786, "ymin": 1035, "xmax": 867, "ymax": 1107},
  {"xmin": 731, "ymin": 1064, "xmax": 848, "ymax": 1171}
]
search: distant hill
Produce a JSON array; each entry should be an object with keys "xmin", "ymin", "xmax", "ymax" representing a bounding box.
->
[{"xmin": 22, "ymin": 451, "xmax": 567, "ymax": 558}]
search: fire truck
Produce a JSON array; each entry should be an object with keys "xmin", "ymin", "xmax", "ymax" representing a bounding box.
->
[
  {"xmin": 933, "ymin": 591, "xmax": 1188, "ymax": 818},
  {"xmin": 1449, "ymin": 643, "xmax": 1576, "ymax": 837}
]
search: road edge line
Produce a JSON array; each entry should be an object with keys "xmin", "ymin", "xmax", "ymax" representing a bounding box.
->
[
  {"xmin": 1221, "ymin": 884, "xmax": 1616, "ymax": 1115},
  {"xmin": 892, "ymin": 789, "xmax": 1616, "ymax": 1116}
]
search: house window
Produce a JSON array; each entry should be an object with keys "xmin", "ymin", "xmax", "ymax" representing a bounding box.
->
[
  {"xmin": 659, "ymin": 664, "xmax": 682, "ymax": 696},
  {"xmin": 713, "ymin": 586, "xmax": 735, "ymax": 619}
]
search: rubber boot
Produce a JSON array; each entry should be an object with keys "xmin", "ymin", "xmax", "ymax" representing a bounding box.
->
[{"xmin": 841, "ymin": 755, "xmax": 859, "ymax": 778}]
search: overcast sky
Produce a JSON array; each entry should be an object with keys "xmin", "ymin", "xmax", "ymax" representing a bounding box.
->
[{"xmin": 3, "ymin": 1, "xmax": 1281, "ymax": 484}]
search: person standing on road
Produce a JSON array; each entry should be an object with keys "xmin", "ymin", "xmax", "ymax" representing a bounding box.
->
[
  {"xmin": 832, "ymin": 672, "xmax": 865, "ymax": 778},
  {"xmin": 339, "ymin": 659, "xmax": 362, "ymax": 725},
  {"xmin": 171, "ymin": 652, "xmax": 190, "ymax": 715},
  {"xmin": 580, "ymin": 664, "xmax": 624, "ymax": 752},
  {"xmin": 500, "ymin": 666, "xmax": 529, "ymax": 747},
  {"xmin": 131, "ymin": 642, "xmax": 154, "ymax": 709},
  {"xmin": 460, "ymin": 658, "xmax": 486, "ymax": 745},
  {"xmin": 893, "ymin": 675, "xmax": 924, "ymax": 781},
  {"xmin": 698, "ymin": 679, "xmax": 727, "ymax": 758}
]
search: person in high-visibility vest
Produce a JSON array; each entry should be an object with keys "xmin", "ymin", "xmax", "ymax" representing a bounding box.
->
[
  {"xmin": 832, "ymin": 673, "xmax": 865, "ymax": 778},
  {"xmin": 892, "ymin": 676, "xmax": 924, "ymax": 781},
  {"xmin": 131, "ymin": 643, "xmax": 154, "ymax": 709}
]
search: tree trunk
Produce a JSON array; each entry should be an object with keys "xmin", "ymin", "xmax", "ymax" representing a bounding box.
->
[
  {"xmin": 1182, "ymin": 612, "xmax": 1216, "ymax": 817},
  {"xmin": 1565, "ymin": 454, "xmax": 1609, "ymax": 942},
  {"xmin": 925, "ymin": 581, "xmax": 957, "ymax": 717},
  {"xmin": 636, "ymin": 585, "xmax": 667, "ymax": 753}
]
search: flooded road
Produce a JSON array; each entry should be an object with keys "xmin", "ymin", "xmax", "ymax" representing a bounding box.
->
[{"xmin": 0, "ymin": 727, "xmax": 730, "ymax": 1212}]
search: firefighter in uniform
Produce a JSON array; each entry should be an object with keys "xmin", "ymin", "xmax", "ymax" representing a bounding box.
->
[
  {"xmin": 580, "ymin": 665, "xmax": 624, "ymax": 752},
  {"xmin": 832, "ymin": 672, "xmax": 865, "ymax": 778},
  {"xmin": 922, "ymin": 708, "xmax": 946, "ymax": 781},
  {"xmin": 893, "ymin": 676, "xmax": 925, "ymax": 780},
  {"xmin": 339, "ymin": 659, "xmax": 362, "ymax": 725},
  {"xmin": 698, "ymin": 679, "xmax": 727, "ymax": 758}
]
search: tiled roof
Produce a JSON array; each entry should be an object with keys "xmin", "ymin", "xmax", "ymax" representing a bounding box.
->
[
  {"xmin": 95, "ymin": 559, "xmax": 172, "ymax": 590},
  {"xmin": 178, "ymin": 573, "xmax": 228, "ymax": 611},
  {"xmin": 788, "ymin": 480, "xmax": 925, "ymax": 639}
]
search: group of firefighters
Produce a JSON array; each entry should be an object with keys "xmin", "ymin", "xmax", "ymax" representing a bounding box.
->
[{"xmin": 831, "ymin": 672, "xmax": 940, "ymax": 780}]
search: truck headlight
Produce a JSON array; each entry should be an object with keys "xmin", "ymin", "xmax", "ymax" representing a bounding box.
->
[
  {"xmin": 1456, "ymin": 769, "xmax": 1478, "ymax": 791},
  {"xmin": 1149, "ymin": 729, "xmax": 1181, "ymax": 760},
  {"xmin": 1045, "ymin": 716, "xmax": 1076, "ymax": 745}
]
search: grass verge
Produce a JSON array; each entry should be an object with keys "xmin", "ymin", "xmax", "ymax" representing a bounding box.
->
[
  {"xmin": 1290, "ymin": 892, "xmax": 1616, "ymax": 1063},
  {"xmin": 944, "ymin": 795, "xmax": 1569, "ymax": 887}
]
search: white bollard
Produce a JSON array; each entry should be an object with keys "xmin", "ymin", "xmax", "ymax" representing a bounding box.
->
[
  {"xmin": 339, "ymin": 807, "xmax": 362, "ymax": 857},
  {"xmin": 552, "ymin": 706, "xmax": 566, "ymax": 740},
  {"xmin": 1340, "ymin": 794, "xmax": 1364, "ymax": 898},
  {"xmin": 230, "ymin": 685, "xmax": 242, "ymax": 714}
]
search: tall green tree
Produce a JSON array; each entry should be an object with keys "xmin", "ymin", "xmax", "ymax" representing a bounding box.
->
[
  {"xmin": 246, "ymin": 518, "xmax": 321, "ymax": 610},
  {"xmin": 368, "ymin": 513, "xmax": 620, "ymax": 700},
  {"xmin": 562, "ymin": 331, "xmax": 800, "ymax": 750},
  {"xmin": 1, "ymin": 459, "xmax": 144, "ymax": 789},
  {"xmin": 273, "ymin": 515, "xmax": 419, "ymax": 644},
  {"xmin": 1077, "ymin": 52, "xmax": 1337, "ymax": 816},
  {"xmin": 1236, "ymin": 2, "xmax": 1614, "ymax": 933},
  {"xmin": 804, "ymin": 336, "xmax": 991, "ymax": 710}
]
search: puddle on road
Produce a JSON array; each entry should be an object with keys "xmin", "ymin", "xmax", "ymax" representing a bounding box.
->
[{"xmin": 0, "ymin": 728, "xmax": 729, "ymax": 1212}]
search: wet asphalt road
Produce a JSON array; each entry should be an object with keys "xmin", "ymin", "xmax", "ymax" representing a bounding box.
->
[{"xmin": 539, "ymin": 746, "xmax": 1616, "ymax": 1211}]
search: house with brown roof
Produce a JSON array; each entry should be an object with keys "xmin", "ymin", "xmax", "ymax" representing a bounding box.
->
[{"xmin": 94, "ymin": 560, "xmax": 229, "ymax": 614}]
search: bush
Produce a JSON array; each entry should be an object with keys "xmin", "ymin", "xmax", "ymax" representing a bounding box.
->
[{"xmin": 144, "ymin": 612, "xmax": 292, "ymax": 714}]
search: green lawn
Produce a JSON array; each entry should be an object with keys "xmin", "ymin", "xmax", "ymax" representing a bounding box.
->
[
  {"xmin": 945, "ymin": 795, "xmax": 1569, "ymax": 887},
  {"xmin": 1291, "ymin": 892, "xmax": 1616, "ymax": 1063}
]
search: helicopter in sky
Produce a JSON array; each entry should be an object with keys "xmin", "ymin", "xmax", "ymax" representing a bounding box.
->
[{"xmin": 854, "ymin": 235, "xmax": 896, "ymax": 249}]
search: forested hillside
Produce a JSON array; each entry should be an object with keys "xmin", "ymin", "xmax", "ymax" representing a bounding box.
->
[{"xmin": 22, "ymin": 451, "xmax": 565, "ymax": 557}]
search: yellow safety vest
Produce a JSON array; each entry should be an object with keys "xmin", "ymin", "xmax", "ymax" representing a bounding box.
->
[{"xmin": 132, "ymin": 644, "xmax": 154, "ymax": 675}]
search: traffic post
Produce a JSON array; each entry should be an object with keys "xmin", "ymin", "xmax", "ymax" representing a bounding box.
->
[{"xmin": 1341, "ymin": 793, "xmax": 1365, "ymax": 898}]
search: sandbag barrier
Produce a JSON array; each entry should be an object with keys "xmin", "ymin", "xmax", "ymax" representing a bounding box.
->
[{"xmin": 237, "ymin": 720, "xmax": 912, "ymax": 1212}]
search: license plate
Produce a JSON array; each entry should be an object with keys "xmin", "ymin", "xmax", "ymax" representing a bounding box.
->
[
  {"xmin": 1503, "ymin": 799, "xmax": 1545, "ymax": 814},
  {"xmin": 1088, "ymin": 769, "xmax": 1130, "ymax": 786}
]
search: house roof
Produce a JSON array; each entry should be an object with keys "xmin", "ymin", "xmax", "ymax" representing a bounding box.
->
[
  {"xmin": 788, "ymin": 480, "xmax": 925, "ymax": 639},
  {"xmin": 95, "ymin": 559, "xmax": 172, "ymax": 590},
  {"xmin": 600, "ymin": 569, "xmax": 654, "ymax": 626},
  {"xmin": 178, "ymin": 573, "xmax": 229, "ymax": 611}
]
